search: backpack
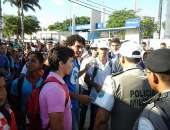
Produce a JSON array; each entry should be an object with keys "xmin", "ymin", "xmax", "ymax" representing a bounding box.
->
[{"xmin": 26, "ymin": 76, "xmax": 69, "ymax": 130}]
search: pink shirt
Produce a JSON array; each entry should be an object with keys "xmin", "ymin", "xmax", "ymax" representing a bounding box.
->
[{"xmin": 39, "ymin": 72, "xmax": 72, "ymax": 130}]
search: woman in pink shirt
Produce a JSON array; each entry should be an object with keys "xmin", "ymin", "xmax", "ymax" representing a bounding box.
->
[{"xmin": 39, "ymin": 46, "xmax": 74, "ymax": 130}]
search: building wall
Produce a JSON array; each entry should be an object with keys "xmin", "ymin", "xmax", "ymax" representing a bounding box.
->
[{"xmin": 165, "ymin": 0, "xmax": 170, "ymax": 38}]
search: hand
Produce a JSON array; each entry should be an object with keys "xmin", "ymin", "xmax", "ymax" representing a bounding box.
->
[
  {"xmin": 78, "ymin": 95, "xmax": 92, "ymax": 105},
  {"xmin": 85, "ymin": 63, "xmax": 91, "ymax": 71}
]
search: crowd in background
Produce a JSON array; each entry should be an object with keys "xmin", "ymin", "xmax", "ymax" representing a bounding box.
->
[{"xmin": 0, "ymin": 35, "xmax": 169, "ymax": 130}]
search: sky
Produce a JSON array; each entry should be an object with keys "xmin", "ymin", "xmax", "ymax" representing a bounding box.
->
[{"xmin": 2, "ymin": 0, "xmax": 168, "ymax": 28}]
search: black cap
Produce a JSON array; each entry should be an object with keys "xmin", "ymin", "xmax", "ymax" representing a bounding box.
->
[{"xmin": 145, "ymin": 49, "xmax": 170, "ymax": 73}]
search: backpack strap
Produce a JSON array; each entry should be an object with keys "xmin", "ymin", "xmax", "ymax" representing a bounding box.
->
[
  {"xmin": 109, "ymin": 60, "xmax": 113, "ymax": 74},
  {"xmin": 43, "ymin": 76, "xmax": 69, "ymax": 107},
  {"xmin": 16, "ymin": 75, "xmax": 25, "ymax": 110}
]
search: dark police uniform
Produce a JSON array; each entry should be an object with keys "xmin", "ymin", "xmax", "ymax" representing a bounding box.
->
[
  {"xmin": 133, "ymin": 49, "xmax": 170, "ymax": 130},
  {"xmin": 94, "ymin": 64, "xmax": 155, "ymax": 130}
]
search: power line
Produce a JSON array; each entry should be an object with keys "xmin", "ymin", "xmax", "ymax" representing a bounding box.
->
[
  {"xmin": 68, "ymin": 0, "xmax": 112, "ymax": 15},
  {"xmin": 76, "ymin": 0, "xmax": 113, "ymax": 13},
  {"xmin": 86, "ymin": 0, "xmax": 115, "ymax": 12}
]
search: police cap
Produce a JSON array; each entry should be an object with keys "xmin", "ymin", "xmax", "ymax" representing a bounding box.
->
[{"xmin": 145, "ymin": 49, "xmax": 170, "ymax": 73}]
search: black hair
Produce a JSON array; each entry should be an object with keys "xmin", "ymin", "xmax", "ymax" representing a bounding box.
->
[
  {"xmin": 28, "ymin": 51, "xmax": 44, "ymax": 64},
  {"xmin": 125, "ymin": 57, "xmax": 141, "ymax": 64},
  {"xmin": 110, "ymin": 38, "xmax": 121, "ymax": 45},
  {"xmin": 65, "ymin": 34, "xmax": 85, "ymax": 47},
  {"xmin": 48, "ymin": 46, "xmax": 75, "ymax": 71},
  {"xmin": 0, "ymin": 72, "xmax": 5, "ymax": 79}
]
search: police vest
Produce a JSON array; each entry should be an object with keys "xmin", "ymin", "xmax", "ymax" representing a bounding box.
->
[
  {"xmin": 135, "ymin": 91, "xmax": 170, "ymax": 130},
  {"xmin": 110, "ymin": 67, "xmax": 155, "ymax": 130}
]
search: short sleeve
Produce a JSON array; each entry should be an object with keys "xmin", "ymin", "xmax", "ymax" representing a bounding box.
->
[
  {"xmin": 94, "ymin": 75, "xmax": 116, "ymax": 111},
  {"xmin": 138, "ymin": 117, "xmax": 155, "ymax": 130},
  {"xmin": 45, "ymin": 83, "xmax": 66, "ymax": 113}
]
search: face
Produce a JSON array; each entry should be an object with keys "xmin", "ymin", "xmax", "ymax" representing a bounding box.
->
[
  {"xmin": 26, "ymin": 54, "xmax": 43, "ymax": 73},
  {"xmin": 70, "ymin": 41, "xmax": 84, "ymax": 58},
  {"xmin": 160, "ymin": 44, "xmax": 166, "ymax": 49},
  {"xmin": 0, "ymin": 77, "xmax": 7, "ymax": 106},
  {"xmin": 0, "ymin": 44, "xmax": 7, "ymax": 54},
  {"xmin": 91, "ymin": 47, "xmax": 98, "ymax": 58},
  {"xmin": 110, "ymin": 42, "xmax": 120, "ymax": 52},
  {"xmin": 146, "ymin": 69, "xmax": 157, "ymax": 91},
  {"xmin": 141, "ymin": 43, "xmax": 147, "ymax": 50},
  {"xmin": 98, "ymin": 48, "xmax": 109, "ymax": 59},
  {"xmin": 61, "ymin": 57, "xmax": 73, "ymax": 75},
  {"xmin": 47, "ymin": 44, "xmax": 54, "ymax": 50}
]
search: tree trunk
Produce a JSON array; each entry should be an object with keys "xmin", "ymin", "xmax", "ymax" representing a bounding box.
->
[
  {"xmin": 17, "ymin": 8, "xmax": 21, "ymax": 39},
  {"xmin": 21, "ymin": 0, "xmax": 24, "ymax": 43}
]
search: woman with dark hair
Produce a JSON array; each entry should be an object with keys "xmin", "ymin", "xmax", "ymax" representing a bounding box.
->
[
  {"xmin": 0, "ymin": 72, "xmax": 17, "ymax": 130},
  {"xmin": 10, "ymin": 51, "xmax": 45, "ymax": 130}
]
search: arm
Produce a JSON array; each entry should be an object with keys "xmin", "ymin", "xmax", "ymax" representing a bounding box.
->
[
  {"xmin": 84, "ymin": 73, "xmax": 102, "ymax": 92},
  {"xmin": 69, "ymin": 92, "xmax": 92, "ymax": 105},
  {"xmin": 49, "ymin": 112, "xmax": 64, "ymax": 130},
  {"xmin": 93, "ymin": 108, "xmax": 110, "ymax": 130},
  {"xmin": 79, "ymin": 63, "xmax": 91, "ymax": 77}
]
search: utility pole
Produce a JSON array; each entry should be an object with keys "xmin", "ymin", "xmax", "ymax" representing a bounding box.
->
[
  {"xmin": 0, "ymin": 0, "xmax": 2, "ymax": 43},
  {"xmin": 165, "ymin": 0, "xmax": 170, "ymax": 38},
  {"xmin": 158, "ymin": 0, "xmax": 163, "ymax": 39}
]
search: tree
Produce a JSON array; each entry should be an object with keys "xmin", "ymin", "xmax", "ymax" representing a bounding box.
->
[
  {"xmin": 24, "ymin": 15, "xmax": 41, "ymax": 35},
  {"xmin": 106, "ymin": 10, "xmax": 137, "ymax": 28},
  {"xmin": 3, "ymin": 15, "xmax": 40, "ymax": 39},
  {"xmin": 3, "ymin": 0, "xmax": 41, "ymax": 40},
  {"xmin": 106, "ymin": 9, "xmax": 157, "ymax": 38},
  {"xmin": 3, "ymin": 15, "xmax": 18, "ymax": 39},
  {"xmin": 140, "ymin": 17, "xmax": 157, "ymax": 38},
  {"xmin": 48, "ymin": 16, "xmax": 90, "ymax": 31}
]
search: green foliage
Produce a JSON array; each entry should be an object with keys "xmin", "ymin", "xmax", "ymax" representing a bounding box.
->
[
  {"xmin": 24, "ymin": 16, "xmax": 41, "ymax": 35},
  {"xmin": 106, "ymin": 9, "xmax": 157, "ymax": 38},
  {"xmin": 106, "ymin": 10, "xmax": 137, "ymax": 28},
  {"xmin": 3, "ymin": 0, "xmax": 41, "ymax": 11},
  {"xmin": 140, "ymin": 17, "xmax": 157, "ymax": 38},
  {"xmin": 48, "ymin": 16, "xmax": 90, "ymax": 31},
  {"xmin": 3, "ymin": 15, "xmax": 40, "ymax": 38},
  {"xmin": 3, "ymin": 15, "xmax": 18, "ymax": 38}
]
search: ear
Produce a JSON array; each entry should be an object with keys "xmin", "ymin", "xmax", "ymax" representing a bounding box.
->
[
  {"xmin": 121, "ymin": 56, "xmax": 125, "ymax": 64},
  {"xmin": 152, "ymin": 73, "xmax": 159, "ymax": 84},
  {"xmin": 59, "ymin": 61, "xmax": 64, "ymax": 67}
]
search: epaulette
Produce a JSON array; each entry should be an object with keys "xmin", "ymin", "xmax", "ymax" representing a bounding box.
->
[
  {"xmin": 143, "ymin": 93, "xmax": 161, "ymax": 104},
  {"xmin": 111, "ymin": 71, "xmax": 124, "ymax": 77}
]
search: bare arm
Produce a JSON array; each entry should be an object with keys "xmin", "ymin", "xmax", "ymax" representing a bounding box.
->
[
  {"xmin": 93, "ymin": 108, "xmax": 110, "ymax": 130},
  {"xmin": 69, "ymin": 92, "xmax": 92, "ymax": 105},
  {"xmin": 49, "ymin": 112, "xmax": 64, "ymax": 130},
  {"xmin": 84, "ymin": 73, "xmax": 102, "ymax": 92}
]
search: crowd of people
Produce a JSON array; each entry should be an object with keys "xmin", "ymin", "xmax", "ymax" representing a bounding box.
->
[{"xmin": 0, "ymin": 34, "xmax": 170, "ymax": 130}]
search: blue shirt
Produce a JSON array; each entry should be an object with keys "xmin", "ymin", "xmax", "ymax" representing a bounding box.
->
[
  {"xmin": 64, "ymin": 59, "xmax": 80, "ymax": 110},
  {"xmin": 10, "ymin": 77, "xmax": 43, "ymax": 112},
  {"xmin": 0, "ymin": 54, "xmax": 10, "ymax": 69}
]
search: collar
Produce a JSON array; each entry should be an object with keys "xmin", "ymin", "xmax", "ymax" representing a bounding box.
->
[
  {"xmin": 48, "ymin": 72, "xmax": 65, "ymax": 85},
  {"xmin": 123, "ymin": 64, "xmax": 140, "ymax": 71},
  {"xmin": 96, "ymin": 57, "xmax": 109, "ymax": 65}
]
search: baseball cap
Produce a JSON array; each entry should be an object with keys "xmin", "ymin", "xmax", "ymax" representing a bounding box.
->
[
  {"xmin": 144, "ymin": 49, "xmax": 170, "ymax": 73},
  {"xmin": 119, "ymin": 41, "xmax": 141, "ymax": 58},
  {"xmin": 90, "ymin": 42, "xmax": 98, "ymax": 48},
  {"xmin": 98, "ymin": 41, "xmax": 110, "ymax": 49}
]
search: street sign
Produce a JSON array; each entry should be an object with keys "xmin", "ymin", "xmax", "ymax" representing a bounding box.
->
[{"xmin": 125, "ymin": 18, "xmax": 141, "ymax": 28}]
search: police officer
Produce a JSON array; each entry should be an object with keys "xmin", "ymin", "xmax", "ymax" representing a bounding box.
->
[
  {"xmin": 93, "ymin": 41, "xmax": 154, "ymax": 130},
  {"xmin": 133, "ymin": 49, "xmax": 170, "ymax": 130}
]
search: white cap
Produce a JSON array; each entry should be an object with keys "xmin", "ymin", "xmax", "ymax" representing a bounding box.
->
[
  {"xmin": 119, "ymin": 41, "xmax": 141, "ymax": 58},
  {"xmin": 90, "ymin": 42, "xmax": 98, "ymax": 48},
  {"xmin": 98, "ymin": 41, "xmax": 110, "ymax": 49}
]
